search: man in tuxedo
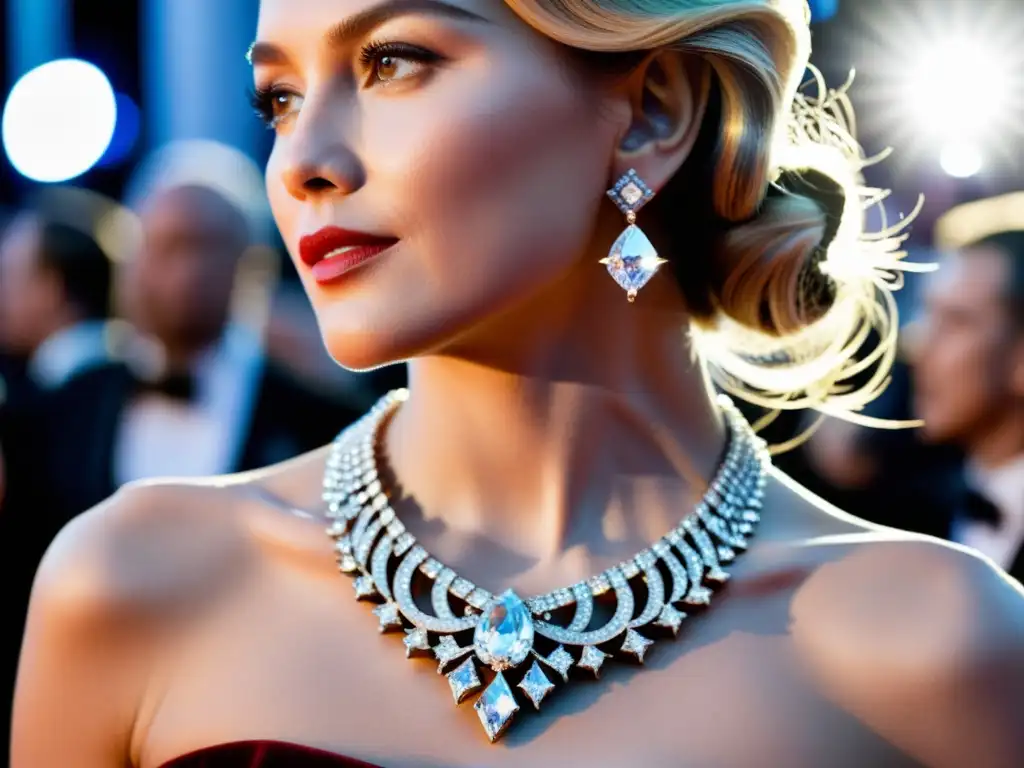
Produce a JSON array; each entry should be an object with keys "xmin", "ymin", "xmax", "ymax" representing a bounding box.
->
[
  {"xmin": 0, "ymin": 209, "xmax": 114, "ymax": 392},
  {"xmin": 912, "ymin": 200, "xmax": 1024, "ymax": 583},
  {"xmin": 36, "ymin": 180, "xmax": 364, "ymax": 520}
]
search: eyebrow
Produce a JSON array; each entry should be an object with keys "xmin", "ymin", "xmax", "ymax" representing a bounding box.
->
[{"xmin": 247, "ymin": 0, "xmax": 488, "ymax": 66}]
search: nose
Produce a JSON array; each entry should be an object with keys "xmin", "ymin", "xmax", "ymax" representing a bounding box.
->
[{"xmin": 279, "ymin": 98, "xmax": 365, "ymax": 204}]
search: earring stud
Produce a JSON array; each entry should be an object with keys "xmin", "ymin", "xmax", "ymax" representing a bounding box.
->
[{"xmin": 601, "ymin": 169, "xmax": 666, "ymax": 303}]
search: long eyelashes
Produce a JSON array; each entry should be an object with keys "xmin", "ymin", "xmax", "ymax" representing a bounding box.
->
[
  {"xmin": 249, "ymin": 85, "xmax": 277, "ymax": 126},
  {"xmin": 358, "ymin": 40, "xmax": 444, "ymax": 77},
  {"xmin": 250, "ymin": 40, "xmax": 445, "ymax": 129},
  {"xmin": 249, "ymin": 85, "xmax": 300, "ymax": 129}
]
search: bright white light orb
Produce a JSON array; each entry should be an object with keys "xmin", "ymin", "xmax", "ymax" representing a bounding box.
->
[
  {"xmin": 905, "ymin": 39, "xmax": 1010, "ymax": 142},
  {"xmin": 2, "ymin": 59, "xmax": 118, "ymax": 183},
  {"xmin": 940, "ymin": 141, "xmax": 984, "ymax": 178}
]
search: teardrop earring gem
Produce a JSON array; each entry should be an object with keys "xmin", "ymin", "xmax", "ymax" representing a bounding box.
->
[{"xmin": 601, "ymin": 169, "xmax": 666, "ymax": 303}]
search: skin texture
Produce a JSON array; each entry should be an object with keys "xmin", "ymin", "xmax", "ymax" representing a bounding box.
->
[
  {"xmin": 910, "ymin": 247, "xmax": 1024, "ymax": 467},
  {"xmin": 12, "ymin": 2, "xmax": 1024, "ymax": 767}
]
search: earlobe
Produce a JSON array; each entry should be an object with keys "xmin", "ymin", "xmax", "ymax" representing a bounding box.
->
[{"xmin": 615, "ymin": 51, "xmax": 710, "ymax": 191}]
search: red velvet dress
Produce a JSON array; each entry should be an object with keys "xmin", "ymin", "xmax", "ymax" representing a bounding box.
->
[{"xmin": 159, "ymin": 741, "xmax": 384, "ymax": 767}]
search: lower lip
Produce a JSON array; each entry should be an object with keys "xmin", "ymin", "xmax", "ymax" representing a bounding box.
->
[{"xmin": 310, "ymin": 244, "xmax": 395, "ymax": 284}]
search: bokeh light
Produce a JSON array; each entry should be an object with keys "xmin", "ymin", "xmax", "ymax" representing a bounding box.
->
[
  {"xmin": 851, "ymin": 0, "xmax": 1024, "ymax": 179},
  {"xmin": 939, "ymin": 141, "xmax": 984, "ymax": 179},
  {"xmin": 97, "ymin": 92, "xmax": 142, "ymax": 168},
  {"xmin": 2, "ymin": 59, "xmax": 118, "ymax": 183},
  {"xmin": 902, "ymin": 38, "xmax": 1010, "ymax": 145}
]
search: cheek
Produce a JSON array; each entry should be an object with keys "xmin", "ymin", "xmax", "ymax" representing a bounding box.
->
[{"xmin": 370, "ymin": 63, "xmax": 614, "ymax": 296}]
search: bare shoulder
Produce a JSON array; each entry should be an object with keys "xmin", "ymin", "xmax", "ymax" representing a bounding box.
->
[
  {"xmin": 791, "ymin": 531, "xmax": 1023, "ymax": 659},
  {"xmin": 34, "ymin": 443, "xmax": 336, "ymax": 621},
  {"xmin": 782, "ymin": 489, "xmax": 1024, "ymax": 767},
  {"xmin": 14, "ymin": 446, "xmax": 344, "ymax": 765},
  {"xmin": 772, "ymin": 467, "xmax": 1023, "ymax": 678},
  {"xmin": 33, "ymin": 481, "xmax": 253, "ymax": 626},
  {"xmin": 14, "ymin": 478, "xmax": 256, "ymax": 764}
]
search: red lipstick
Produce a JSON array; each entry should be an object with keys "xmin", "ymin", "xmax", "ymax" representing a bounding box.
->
[{"xmin": 298, "ymin": 226, "xmax": 398, "ymax": 284}]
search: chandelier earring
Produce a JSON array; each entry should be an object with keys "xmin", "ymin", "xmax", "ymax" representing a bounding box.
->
[{"xmin": 601, "ymin": 169, "xmax": 666, "ymax": 302}]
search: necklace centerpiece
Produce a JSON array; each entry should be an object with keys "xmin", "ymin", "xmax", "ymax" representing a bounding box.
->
[
  {"xmin": 322, "ymin": 389, "xmax": 769, "ymax": 743},
  {"xmin": 474, "ymin": 589, "xmax": 535, "ymax": 671}
]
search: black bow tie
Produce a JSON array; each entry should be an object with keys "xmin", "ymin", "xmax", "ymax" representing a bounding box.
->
[
  {"xmin": 133, "ymin": 371, "xmax": 196, "ymax": 402},
  {"xmin": 962, "ymin": 489, "xmax": 1003, "ymax": 528}
]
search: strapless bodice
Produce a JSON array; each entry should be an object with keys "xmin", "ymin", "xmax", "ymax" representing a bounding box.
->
[{"xmin": 158, "ymin": 740, "xmax": 383, "ymax": 767}]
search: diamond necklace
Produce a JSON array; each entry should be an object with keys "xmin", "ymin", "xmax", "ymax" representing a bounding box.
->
[{"xmin": 323, "ymin": 389, "xmax": 769, "ymax": 743}]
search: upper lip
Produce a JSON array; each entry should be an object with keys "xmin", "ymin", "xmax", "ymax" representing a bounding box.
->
[{"xmin": 298, "ymin": 226, "xmax": 397, "ymax": 267}]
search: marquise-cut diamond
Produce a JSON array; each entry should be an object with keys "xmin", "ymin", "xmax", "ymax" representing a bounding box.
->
[
  {"xmin": 338, "ymin": 554, "xmax": 358, "ymax": 574},
  {"xmin": 706, "ymin": 567, "xmax": 730, "ymax": 584},
  {"xmin": 601, "ymin": 225, "xmax": 665, "ymax": 301},
  {"xmin": 685, "ymin": 585, "xmax": 713, "ymax": 606},
  {"xmin": 518, "ymin": 661, "xmax": 555, "ymax": 710},
  {"xmin": 654, "ymin": 605, "xmax": 686, "ymax": 636},
  {"xmin": 372, "ymin": 602, "xmax": 403, "ymax": 633},
  {"xmin": 353, "ymin": 576, "xmax": 377, "ymax": 600},
  {"xmin": 544, "ymin": 646, "xmax": 574, "ymax": 682},
  {"xmin": 403, "ymin": 627, "xmax": 431, "ymax": 658},
  {"xmin": 474, "ymin": 672, "xmax": 520, "ymax": 742},
  {"xmin": 448, "ymin": 658, "xmax": 483, "ymax": 704},
  {"xmin": 577, "ymin": 645, "xmax": 608, "ymax": 678},
  {"xmin": 434, "ymin": 635, "xmax": 471, "ymax": 673},
  {"xmin": 473, "ymin": 590, "xmax": 534, "ymax": 672},
  {"xmin": 620, "ymin": 629, "xmax": 654, "ymax": 664}
]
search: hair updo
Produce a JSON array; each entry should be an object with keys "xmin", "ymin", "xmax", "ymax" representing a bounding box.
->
[{"xmin": 505, "ymin": 0, "xmax": 919, "ymax": 423}]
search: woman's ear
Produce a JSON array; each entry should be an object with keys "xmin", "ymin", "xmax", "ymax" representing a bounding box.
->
[{"xmin": 613, "ymin": 51, "xmax": 711, "ymax": 191}]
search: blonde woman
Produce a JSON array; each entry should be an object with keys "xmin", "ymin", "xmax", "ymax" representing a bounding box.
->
[{"xmin": 13, "ymin": 1, "xmax": 1024, "ymax": 767}]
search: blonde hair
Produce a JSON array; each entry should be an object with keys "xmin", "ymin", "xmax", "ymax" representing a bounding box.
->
[{"xmin": 505, "ymin": 0, "xmax": 925, "ymax": 429}]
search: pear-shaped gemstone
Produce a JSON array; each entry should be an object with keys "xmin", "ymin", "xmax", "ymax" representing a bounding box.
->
[
  {"xmin": 603, "ymin": 224, "xmax": 665, "ymax": 300},
  {"xmin": 473, "ymin": 589, "xmax": 534, "ymax": 672}
]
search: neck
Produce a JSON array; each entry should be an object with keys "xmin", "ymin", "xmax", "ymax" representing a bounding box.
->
[
  {"xmin": 388, "ymin": 261, "xmax": 726, "ymax": 563},
  {"xmin": 969, "ymin": 404, "xmax": 1024, "ymax": 470}
]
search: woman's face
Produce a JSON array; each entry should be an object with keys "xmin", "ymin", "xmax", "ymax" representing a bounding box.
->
[{"xmin": 255, "ymin": 0, "xmax": 626, "ymax": 369}]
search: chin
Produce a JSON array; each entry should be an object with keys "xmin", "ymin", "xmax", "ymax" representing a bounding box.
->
[
  {"xmin": 310, "ymin": 263, "xmax": 559, "ymax": 372},
  {"xmin": 317, "ymin": 320, "xmax": 415, "ymax": 372},
  {"xmin": 314, "ymin": 297, "xmax": 485, "ymax": 373}
]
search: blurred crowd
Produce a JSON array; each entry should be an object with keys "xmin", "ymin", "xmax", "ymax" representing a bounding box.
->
[
  {"xmin": 773, "ymin": 196, "xmax": 1024, "ymax": 580},
  {"xmin": 0, "ymin": 143, "xmax": 1022, "ymax": 755},
  {"xmin": 0, "ymin": 141, "xmax": 409, "ymax": 750}
]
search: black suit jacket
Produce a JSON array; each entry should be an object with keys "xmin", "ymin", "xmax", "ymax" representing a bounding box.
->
[{"xmin": 32, "ymin": 360, "xmax": 363, "ymax": 520}]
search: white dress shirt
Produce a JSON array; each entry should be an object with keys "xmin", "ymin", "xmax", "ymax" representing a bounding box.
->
[
  {"xmin": 113, "ymin": 326, "xmax": 264, "ymax": 484},
  {"xmin": 29, "ymin": 320, "xmax": 112, "ymax": 389},
  {"xmin": 954, "ymin": 455, "xmax": 1024, "ymax": 570}
]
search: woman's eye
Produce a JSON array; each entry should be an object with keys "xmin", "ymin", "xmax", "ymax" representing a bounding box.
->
[
  {"xmin": 361, "ymin": 42, "xmax": 443, "ymax": 87},
  {"xmin": 373, "ymin": 54, "xmax": 427, "ymax": 83},
  {"xmin": 251, "ymin": 88, "xmax": 303, "ymax": 129}
]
